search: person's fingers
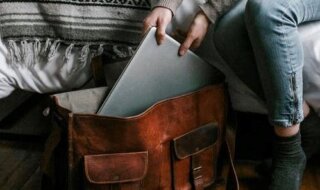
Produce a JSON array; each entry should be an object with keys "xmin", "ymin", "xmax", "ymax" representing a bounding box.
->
[
  {"xmin": 177, "ymin": 10, "xmax": 210, "ymax": 56},
  {"xmin": 142, "ymin": 18, "xmax": 155, "ymax": 35},
  {"xmin": 179, "ymin": 33, "xmax": 196, "ymax": 56},
  {"xmin": 156, "ymin": 20, "xmax": 167, "ymax": 45},
  {"xmin": 142, "ymin": 7, "xmax": 172, "ymax": 44},
  {"xmin": 190, "ymin": 38, "xmax": 202, "ymax": 50},
  {"xmin": 142, "ymin": 23, "xmax": 150, "ymax": 34},
  {"xmin": 155, "ymin": 14, "xmax": 171, "ymax": 44}
]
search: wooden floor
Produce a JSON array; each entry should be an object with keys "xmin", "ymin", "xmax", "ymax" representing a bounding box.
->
[
  {"xmin": 0, "ymin": 138, "xmax": 42, "ymax": 190},
  {"xmin": 236, "ymin": 157, "xmax": 320, "ymax": 190},
  {"xmin": 235, "ymin": 112, "xmax": 320, "ymax": 190}
]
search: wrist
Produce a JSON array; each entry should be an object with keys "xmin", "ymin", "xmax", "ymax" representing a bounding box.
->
[
  {"xmin": 154, "ymin": 0, "xmax": 181, "ymax": 16},
  {"xmin": 196, "ymin": 10, "xmax": 210, "ymax": 25},
  {"xmin": 194, "ymin": 10, "xmax": 210, "ymax": 29},
  {"xmin": 153, "ymin": 6, "xmax": 174, "ymax": 18}
]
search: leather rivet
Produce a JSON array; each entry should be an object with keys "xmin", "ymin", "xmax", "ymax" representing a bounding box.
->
[
  {"xmin": 42, "ymin": 107, "xmax": 50, "ymax": 116},
  {"xmin": 113, "ymin": 175, "xmax": 120, "ymax": 180}
]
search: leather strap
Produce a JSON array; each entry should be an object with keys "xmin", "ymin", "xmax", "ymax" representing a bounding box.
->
[
  {"xmin": 223, "ymin": 110, "xmax": 239, "ymax": 190},
  {"xmin": 189, "ymin": 132, "xmax": 239, "ymax": 190},
  {"xmin": 224, "ymin": 90, "xmax": 239, "ymax": 190},
  {"xmin": 213, "ymin": 134, "xmax": 239, "ymax": 190},
  {"xmin": 211, "ymin": 134, "xmax": 239, "ymax": 190},
  {"xmin": 173, "ymin": 123, "xmax": 218, "ymax": 159},
  {"xmin": 191, "ymin": 154, "xmax": 204, "ymax": 190},
  {"xmin": 226, "ymin": 137, "xmax": 239, "ymax": 190},
  {"xmin": 214, "ymin": 101, "xmax": 239, "ymax": 190}
]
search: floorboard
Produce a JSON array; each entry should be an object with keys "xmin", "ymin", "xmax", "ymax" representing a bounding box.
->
[
  {"xmin": 0, "ymin": 140, "xmax": 42, "ymax": 190},
  {"xmin": 235, "ymin": 112, "xmax": 320, "ymax": 190},
  {"xmin": 236, "ymin": 156, "xmax": 320, "ymax": 190}
]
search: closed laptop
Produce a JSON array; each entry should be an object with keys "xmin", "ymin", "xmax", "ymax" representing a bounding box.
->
[{"xmin": 97, "ymin": 27, "xmax": 217, "ymax": 117}]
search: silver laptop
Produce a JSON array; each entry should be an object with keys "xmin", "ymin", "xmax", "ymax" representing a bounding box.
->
[{"xmin": 97, "ymin": 27, "xmax": 217, "ymax": 117}]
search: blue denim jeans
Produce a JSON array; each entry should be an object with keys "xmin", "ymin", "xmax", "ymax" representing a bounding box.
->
[{"xmin": 214, "ymin": 0, "xmax": 320, "ymax": 127}]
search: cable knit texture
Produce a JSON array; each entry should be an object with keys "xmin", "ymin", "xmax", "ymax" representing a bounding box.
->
[
  {"xmin": 154, "ymin": 0, "xmax": 183, "ymax": 15},
  {"xmin": 155, "ymin": 0, "xmax": 238, "ymax": 25}
]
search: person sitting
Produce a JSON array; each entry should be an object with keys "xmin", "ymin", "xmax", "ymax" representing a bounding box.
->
[{"xmin": 144, "ymin": 0, "xmax": 320, "ymax": 189}]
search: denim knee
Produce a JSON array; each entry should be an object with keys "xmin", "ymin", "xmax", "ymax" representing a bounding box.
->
[
  {"xmin": 213, "ymin": 0, "xmax": 247, "ymax": 57},
  {"xmin": 244, "ymin": 0, "xmax": 304, "ymax": 127},
  {"xmin": 245, "ymin": 0, "xmax": 298, "ymax": 31}
]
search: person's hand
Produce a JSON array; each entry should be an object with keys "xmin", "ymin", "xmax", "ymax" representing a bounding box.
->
[
  {"xmin": 178, "ymin": 10, "xmax": 210, "ymax": 56},
  {"xmin": 143, "ymin": 7, "xmax": 172, "ymax": 45}
]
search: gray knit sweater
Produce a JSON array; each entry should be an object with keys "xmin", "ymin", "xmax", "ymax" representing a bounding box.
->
[{"xmin": 155, "ymin": 0, "xmax": 238, "ymax": 25}]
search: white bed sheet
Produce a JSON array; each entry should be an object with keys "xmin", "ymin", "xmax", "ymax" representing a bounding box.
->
[
  {"xmin": 0, "ymin": 38, "xmax": 92, "ymax": 98},
  {"xmin": 300, "ymin": 22, "xmax": 320, "ymax": 116}
]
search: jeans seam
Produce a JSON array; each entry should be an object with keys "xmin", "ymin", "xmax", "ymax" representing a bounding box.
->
[
  {"xmin": 279, "ymin": 0, "xmax": 301, "ymax": 125},
  {"xmin": 291, "ymin": 72, "xmax": 302, "ymax": 124}
]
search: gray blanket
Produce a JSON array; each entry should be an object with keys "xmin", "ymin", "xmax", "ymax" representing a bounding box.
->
[{"xmin": 0, "ymin": 0, "xmax": 151, "ymax": 66}]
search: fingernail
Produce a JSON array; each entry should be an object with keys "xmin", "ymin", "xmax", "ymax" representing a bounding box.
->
[{"xmin": 179, "ymin": 50, "xmax": 185, "ymax": 56}]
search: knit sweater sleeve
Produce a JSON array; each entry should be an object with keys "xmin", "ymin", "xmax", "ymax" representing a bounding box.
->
[
  {"xmin": 199, "ymin": 0, "xmax": 237, "ymax": 25},
  {"xmin": 153, "ymin": 0, "xmax": 237, "ymax": 25},
  {"xmin": 152, "ymin": 0, "xmax": 183, "ymax": 15}
]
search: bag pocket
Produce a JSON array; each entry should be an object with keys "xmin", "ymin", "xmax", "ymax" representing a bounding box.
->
[
  {"xmin": 172, "ymin": 123, "xmax": 220, "ymax": 189},
  {"xmin": 84, "ymin": 151, "xmax": 148, "ymax": 190}
]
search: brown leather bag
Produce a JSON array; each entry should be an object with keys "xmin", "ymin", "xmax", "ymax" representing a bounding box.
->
[{"xmin": 42, "ymin": 84, "xmax": 238, "ymax": 190}]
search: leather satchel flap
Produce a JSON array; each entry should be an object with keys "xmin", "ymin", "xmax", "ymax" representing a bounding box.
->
[
  {"xmin": 173, "ymin": 123, "xmax": 218, "ymax": 159},
  {"xmin": 84, "ymin": 151, "xmax": 148, "ymax": 184}
]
